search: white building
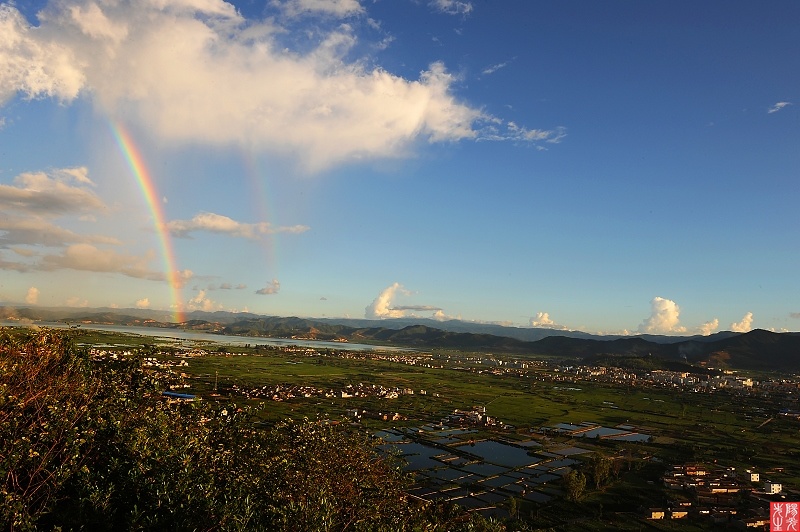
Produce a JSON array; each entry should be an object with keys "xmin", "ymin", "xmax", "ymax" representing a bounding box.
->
[{"xmin": 764, "ymin": 481, "xmax": 782, "ymax": 494}]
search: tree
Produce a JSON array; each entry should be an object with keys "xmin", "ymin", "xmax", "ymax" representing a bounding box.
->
[
  {"xmin": 563, "ymin": 470, "xmax": 586, "ymax": 502},
  {"xmin": 587, "ymin": 452, "xmax": 612, "ymax": 490}
]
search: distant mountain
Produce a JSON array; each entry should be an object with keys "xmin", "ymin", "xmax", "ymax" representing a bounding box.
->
[{"xmin": 3, "ymin": 305, "xmax": 799, "ymax": 371}]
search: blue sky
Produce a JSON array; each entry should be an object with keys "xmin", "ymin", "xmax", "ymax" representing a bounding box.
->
[{"xmin": 0, "ymin": 0, "xmax": 798, "ymax": 334}]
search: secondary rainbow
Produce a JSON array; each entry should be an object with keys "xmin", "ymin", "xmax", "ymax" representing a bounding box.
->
[{"xmin": 110, "ymin": 122, "xmax": 186, "ymax": 323}]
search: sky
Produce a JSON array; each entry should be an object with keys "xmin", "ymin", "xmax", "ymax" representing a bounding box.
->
[{"xmin": 0, "ymin": 0, "xmax": 798, "ymax": 335}]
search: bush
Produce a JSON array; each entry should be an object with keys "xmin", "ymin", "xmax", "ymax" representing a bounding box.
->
[{"xmin": 1, "ymin": 328, "xmax": 456, "ymax": 531}]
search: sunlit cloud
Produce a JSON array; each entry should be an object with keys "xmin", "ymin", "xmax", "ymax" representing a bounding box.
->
[
  {"xmin": 255, "ymin": 279, "xmax": 281, "ymax": 295},
  {"xmin": 529, "ymin": 311, "xmax": 568, "ymax": 330},
  {"xmin": 365, "ymin": 282, "xmax": 409, "ymax": 319},
  {"xmin": 696, "ymin": 318, "xmax": 719, "ymax": 336},
  {"xmin": 25, "ymin": 286, "xmax": 39, "ymax": 304},
  {"xmin": 0, "ymin": 168, "xmax": 104, "ymax": 216},
  {"xmin": 165, "ymin": 212, "xmax": 309, "ymax": 239},
  {"xmin": 135, "ymin": 297, "xmax": 150, "ymax": 308},
  {"xmin": 730, "ymin": 312, "xmax": 753, "ymax": 333},
  {"xmin": 40, "ymin": 243, "xmax": 161, "ymax": 279},
  {"xmin": 638, "ymin": 297, "xmax": 687, "ymax": 334},
  {"xmin": 0, "ymin": 1, "xmax": 554, "ymax": 173},
  {"xmin": 188, "ymin": 289, "xmax": 218, "ymax": 311},
  {"xmin": 0, "ymin": 217, "xmax": 120, "ymax": 248},
  {"xmin": 365, "ymin": 282, "xmax": 446, "ymax": 319}
]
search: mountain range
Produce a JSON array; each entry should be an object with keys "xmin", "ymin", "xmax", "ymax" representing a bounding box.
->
[{"xmin": 2, "ymin": 305, "xmax": 799, "ymax": 372}]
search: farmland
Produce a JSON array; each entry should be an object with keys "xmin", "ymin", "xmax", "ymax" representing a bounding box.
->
[{"xmin": 42, "ymin": 327, "xmax": 800, "ymax": 528}]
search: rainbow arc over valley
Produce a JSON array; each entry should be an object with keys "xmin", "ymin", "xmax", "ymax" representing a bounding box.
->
[{"xmin": 110, "ymin": 122, "xmax": 186, "ymax": 323}]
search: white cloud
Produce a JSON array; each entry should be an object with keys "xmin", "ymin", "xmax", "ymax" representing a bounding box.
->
[
  {"xmin": 166, "ymin": 212, "xmax": 309, "ymax": 239},
  {"xmin": 697, "ymin": 318, "xmax": 719, "ymax": 336},
  {"xmin": 482, "ymin": 59, "xmax": 512, "ymax": 76},
  {"xmin": 0, "ymin": 1, "xmax": 554, "ymax": 173},
  {"xmin": 188, "ymin": 289, "xmax": 217, "ymax": 311},
  {"xmin": 638, "ymin": 297, "xmax": 687, "ymax": 335},
  {"xmin": 768, "ymin": 101, "xmax": 792, "ymax": 114},
  {"xmin": 272, "ymin": 0, "xmax": 364, "ymax": 18},
  {"xmin": 365, "ymin": 282, "xmax": 409, "ymax": 319},
  {"xmin": 529, "ymin": 311, "xmax": 568, "ymax": 330},
  {"xmin": 430, "ymin": 0, "xmax": 473, "ymax": 15},
  {"xmin": 364, "ymin": 283, "xmax": 446, "ymax": 319},
  {"xmin": 0, "ymin": 2, "xmax": 474, "ymax": 172},
  {"xmin": 730, "ymin": 312, "xmax": 753, "ymax": 333},
  {"xmin": 255, "ymin": 279, "xmax": 281, "ymax": 295},
  {"xmin": 25, "ymin": 286, "xmax": 39, "ymax": 304},
  {"xmin": 0, "ymin": 167, "xmax": 104, "ymax": 216},
  {"xmin": 135, "ymin": 297, "xmax": 150, "ymax": 308}
]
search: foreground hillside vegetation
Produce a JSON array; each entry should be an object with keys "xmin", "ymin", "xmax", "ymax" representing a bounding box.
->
[{"xmin": 0, "ymin": 328, "xmax": 499, "ymax": 531}]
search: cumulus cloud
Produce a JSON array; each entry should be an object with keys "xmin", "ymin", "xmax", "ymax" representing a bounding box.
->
[
  {"xmin": 697, "ymin": 318, "xmax": 719, "ymax": 336},
  {"xmin": 365, "ymin": 282, "xmax": 409, "ymax": 319},
  {"xmin": 430, "ymin": 0, "xmax": 473, "ymax": 15},
  {"xmin": 0, "ymin": 1, "xmax": 557, "ymax": 173},
  {"xmin": 0, "ymin": 167, "xmax": 105, "ymax": 216},
  {"xmin": 255, "ymin": 279, "xmax": 281, "ymax": 295},
  {"xmin": 25, "ymin": 286, "xmax": 39, "ymax": 304},
  {"xmin": 730, "ymin": 312, "xmax": 754, "ymax": 333},
  {"xmin": 188, "ymin": 289, "xmax": 217, "ymax": 311},
  {"xmin": 365, "ymin": 283, "xmax": 446, "ymax": 319},
  {"xmin": 272, "ymin": 0, "xmax": 364, "ymax": 18},
  {"xmin": 529, "ymin": 311, "xmax": 568, "ymax": 330},
  {"xmin": 165, "ymin": 212, "xmax": 309, "ymax": 239},
  {"xmin": 135, "ymin": 297, "xmax": 150, "ymax": 308},
  {"xmin": 638, "ymin": 297, "xmax": 687, "ymax": 334},
  {"xmin": 768, "ymin": 101, "xmax": 792, "ymax": 114}
]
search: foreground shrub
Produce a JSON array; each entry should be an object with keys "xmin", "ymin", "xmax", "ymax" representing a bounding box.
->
[{"xmin": 1, "ymin": 328, "xmax": 501, "ymax": 531}]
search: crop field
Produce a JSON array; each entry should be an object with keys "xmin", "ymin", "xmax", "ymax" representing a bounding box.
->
[{"xmin": 62, "ymin": 327, "xmax": 800, "ymax": 527}]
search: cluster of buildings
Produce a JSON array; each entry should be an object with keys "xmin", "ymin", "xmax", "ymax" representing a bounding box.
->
[{"xmin": 654, "ymin": 463, "xmax": 791, "ymax": 529}]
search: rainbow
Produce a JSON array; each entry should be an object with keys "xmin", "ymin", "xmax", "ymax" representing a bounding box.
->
[{"xmin": 109, "ymin": 122, "xmax": 185, "ymax": 323}]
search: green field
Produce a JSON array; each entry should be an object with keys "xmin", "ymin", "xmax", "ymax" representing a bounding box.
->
[{"xmin": 66, "ymin": 327, "xmax": 800, "ymax": 527}]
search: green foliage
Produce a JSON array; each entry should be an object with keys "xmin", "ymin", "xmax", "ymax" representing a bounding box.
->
[
  {"xmin": 0, "ymin": 328, "xmax": 487, "ymax": 531},
  {"xmin": 586, "ymin": 453, "xmax": 613, "ymax": 490},
  {"xmin": 562, "ymin": 470, "xmax": 586, "ymax": 502}
]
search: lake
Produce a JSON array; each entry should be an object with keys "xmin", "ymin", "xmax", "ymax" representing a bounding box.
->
[{"xmin": 0, "ymin": 321, "xmax": 412, "ymax": 353}]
